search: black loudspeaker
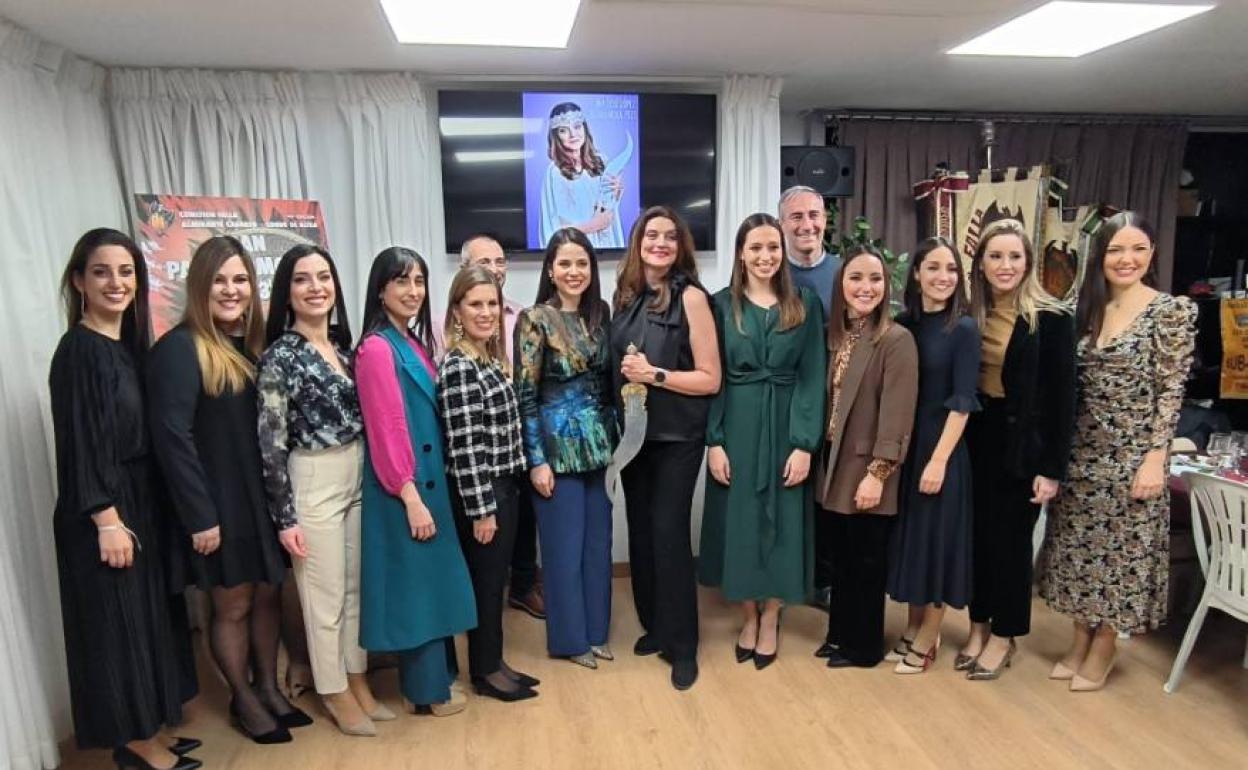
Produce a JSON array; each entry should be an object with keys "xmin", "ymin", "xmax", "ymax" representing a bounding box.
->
[{"xmin": 781, "ymin": 145, "xmax": 855, "ymax": 197}]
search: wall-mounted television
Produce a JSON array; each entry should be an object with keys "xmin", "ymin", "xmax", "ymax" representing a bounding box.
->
[{"xmin": 439, "ymin": 89, "xmax": 717, "ymax": 255}]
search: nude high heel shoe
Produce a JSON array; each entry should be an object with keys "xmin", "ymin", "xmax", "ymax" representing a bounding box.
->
[
  {"xmin": 1049, "ymin": 661, "xmax": 1077, "ymax": 680},
  {"xmin": 322, "ymin": 697, "xmax": 377, "ymax": 737},
  {"xmin": 1070, "ymin": 655, "xmax": 1116, "ymax": 692}
]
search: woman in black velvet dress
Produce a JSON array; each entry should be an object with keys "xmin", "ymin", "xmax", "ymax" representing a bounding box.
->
[
  {"xmin": 49, "ymin": 228, "xmax": 201, "ymax": 770},
  {"xmin": 147, "ymin": 236, "xmax": 309, "ymax": 743}
]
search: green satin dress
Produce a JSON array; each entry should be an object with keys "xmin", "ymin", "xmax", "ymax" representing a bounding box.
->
[{"xmin": 698, "ymin": 287, "xmax": 827, "ymax": 603}]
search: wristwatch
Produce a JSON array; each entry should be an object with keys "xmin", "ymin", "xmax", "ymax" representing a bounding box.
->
[{"xmin": 652, "ymin": 367, "xmax": 668, "ymax": 386}]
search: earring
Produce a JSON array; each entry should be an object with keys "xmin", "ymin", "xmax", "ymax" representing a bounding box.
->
[
  {"xmin": 452, "ymin": 318, "xmax": 464, "ymax": 341},
  {"xmin": 79, "ymin": 292, "xmax": 86, "ymax": 318}
]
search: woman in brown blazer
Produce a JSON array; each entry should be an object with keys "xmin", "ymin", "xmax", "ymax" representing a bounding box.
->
[{"xmin": 814, "ymin": 245, "xmax": 919, "ymax": 669}]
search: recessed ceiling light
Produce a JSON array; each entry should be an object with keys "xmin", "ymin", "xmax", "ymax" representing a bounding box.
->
[
  {"xmin": 380, "ymin": 0, "xmax": 583, "ymax": 48},
  {"xmin": 948, "ymin": 1, "xmax": 1214, "ymax": 58}
]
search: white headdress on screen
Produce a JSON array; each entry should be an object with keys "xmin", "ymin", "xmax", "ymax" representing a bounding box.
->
[{"xmin": 549, "ymin": 109, "xmax": 585, "ymax": 131}]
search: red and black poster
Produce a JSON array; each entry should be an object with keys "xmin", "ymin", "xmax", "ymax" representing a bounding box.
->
[{"xmin": 133, "ymin": 194, "xmax": 329, "ymax": 339}]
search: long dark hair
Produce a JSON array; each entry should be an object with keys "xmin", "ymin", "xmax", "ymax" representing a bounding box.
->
[
  {"xmin": 357, "ymin": 247, "xmax": 436, "ymax": 357},
  {"xmin": 828, "ymin": 244, "xmax": 893, "ymax": 351},
  {"xmin": 1076, "ymin": 211, "xmax": 1159, "ymax": 342},
  {"xmin": 266, "ymin": 244, "xmax": 352, "ymax": 350},
  {"xmin": 613, "ymin": 205, "xmax": 699, "ymax": 314},
  {"xmin": 729, "ymin": 213, "xmax": 806, "ymax": 333},
  {"xmin": 901, "ymin": 236, "xmax": 970, "ymax": 330},
  {"xmin": 60, "ymin": 227, "xmax": 151, "ymax": 365},
  {"xmin": 547, "ymin": 102, "xmax": 606, "ymax": 180},
  {"xmin": 535, "ymin": 228, "xmax": 606, "ymax": 332}
]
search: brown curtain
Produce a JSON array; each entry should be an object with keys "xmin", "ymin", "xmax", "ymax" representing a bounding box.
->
[
  {"xmin": 834, "ymin": 117, "xmax": 1189, "ymax": 290},
  {"xmin": 994, "ymin": 122, "xmax": 1188, "ymax": 290},
  {"xmin": 837, "ymin": 120, "xmax": 979, "ymax": 256}
]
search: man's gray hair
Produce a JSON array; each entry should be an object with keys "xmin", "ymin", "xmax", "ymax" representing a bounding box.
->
[
  {"xmin": 778, "ymin": 185, "xmax": 822, "ymax": 214},
  {"xmin": 459, "ymin": 234, "xmax": 502, "ymax": 265}
]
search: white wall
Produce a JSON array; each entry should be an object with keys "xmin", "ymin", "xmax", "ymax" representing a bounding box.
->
[{"xmin": 780, "ymin": 108, "xmax": 809, "ymax": 145}]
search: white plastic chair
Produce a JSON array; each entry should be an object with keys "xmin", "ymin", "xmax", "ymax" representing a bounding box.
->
[{"xmin": 1164, "ymin": 472, "xmax": 1248, "ymax": 693}]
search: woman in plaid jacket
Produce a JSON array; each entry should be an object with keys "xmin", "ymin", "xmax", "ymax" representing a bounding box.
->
[{"xmin": 438, "ymin": 265, "xmax": 541, "ymax": 703}]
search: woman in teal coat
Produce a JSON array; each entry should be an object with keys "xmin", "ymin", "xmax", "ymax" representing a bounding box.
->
[
  {"xmin": 356, "ymin": 248, "xmax": 476, "ymax": 715},
  {"xmin": 699, "ymin": 213, "xmax": 827, "ymax": 669}
]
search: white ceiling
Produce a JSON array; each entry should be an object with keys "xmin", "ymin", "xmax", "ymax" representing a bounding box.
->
[{"xmin": 2, "ymin": 0, "xmax": 1245, "ymax": 115}]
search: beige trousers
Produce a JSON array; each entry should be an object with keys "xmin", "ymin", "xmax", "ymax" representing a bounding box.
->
[{"xmin": 289, "ymin": 440, "xmax": 367, "ymax": 695}]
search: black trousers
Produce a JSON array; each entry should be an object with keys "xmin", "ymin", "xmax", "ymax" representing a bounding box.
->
[
  {"xmin": 968, "ymin": 398, "xmax": 1041, "ymax": 637},
  {"xmin": 813, "ymin": 498, "xmax": 833, "ymax": 591},
  {"xmin": 621, "ymin": 439, "xmax": 701, "ymax": 662},
  {"xmin": 824, "ymin": 510, "xmax": 893, "ymax": 666},
  {"xmin": 455, "ymin": 474, "xmax": 520, "ymax": 677},
  {"xmin": 509, "ymin": 475, "xmax": 540, "ymax": 597}
]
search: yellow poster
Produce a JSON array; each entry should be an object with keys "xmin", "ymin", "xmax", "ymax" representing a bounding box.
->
[{"xmin": 1220, "ymin": 297, "xmax": 1248, "ymax": 399}]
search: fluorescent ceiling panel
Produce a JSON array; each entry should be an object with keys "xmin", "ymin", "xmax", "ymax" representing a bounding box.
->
[
  {"xmin": 454, "ymin": 150, "xmax": 533, "ymax": 163},
  {"xmin": 439, "ymin": 117, "xmax": 544, "ymax": 137},
  {"xmin": 948, "ymin": 1, "xmax": 1214, "ymax": 58},
  {"xmin": 380, "ymin": 0, "xmax": 583, "ymax": 48}
]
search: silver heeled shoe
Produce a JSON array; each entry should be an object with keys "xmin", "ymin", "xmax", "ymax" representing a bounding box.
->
[{"xmin": 966, "ymin": 639, "xmax": 1017, "ymax": 681}]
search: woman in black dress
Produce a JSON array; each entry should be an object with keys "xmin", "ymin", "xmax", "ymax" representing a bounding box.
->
[
  {"xmin": 148, "ymin": 236, "xmax": 310, "ymax": 742},
  {"xmin": 609, "ymin": 206, "xmax": 721, "ymax": 691},
  {"xmin": 886, "ymin": 237, "xmax": 980, "ymax": 674},
  {"xmin": 49, "ymin": 229, "xmax": 201, "ymax": 770}
]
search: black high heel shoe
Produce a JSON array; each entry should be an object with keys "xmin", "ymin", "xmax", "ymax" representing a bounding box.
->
[
  {"xmin": 502, "ymin": 667, "xmax": 541, "ymax": 688},
  {"xmin": 167, "ymin": 738, "xmax": 201, "ymax": 756},
  {"xmin": 229, "ymin": 699, "xmax": 293, "ymax": 744},
  {"xmin": 274, "ymin": 704, "xmax": 314, "ymax": 729},
  {"xmin": 112, "ymin": 746, "xmax": 202, "ymax": 770},
  {"xmin": 753, "ymin": 611, "xmax": 782, "ymax": 671},
  {"xmin": 472, "ymin": 677, "xmax": 538, "ymax": 702},
  {"xmin": 734, "ymin": 642, "xmax": 754, "ymax": 664}
]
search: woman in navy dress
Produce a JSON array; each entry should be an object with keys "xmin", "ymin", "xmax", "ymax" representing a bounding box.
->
[{"xmin": 886, "ymin": 237, "xmax": 980, "ymax": 674}]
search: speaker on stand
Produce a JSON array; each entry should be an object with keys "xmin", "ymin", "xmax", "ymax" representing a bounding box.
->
[{"xmin": 781, "ymin": 146, "xmax": 855, "ymax": 197}]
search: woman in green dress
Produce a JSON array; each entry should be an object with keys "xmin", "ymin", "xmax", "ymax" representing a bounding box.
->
[{"xmin": 699, "ymin": 212, "xmax": 827, "ymax": 669}]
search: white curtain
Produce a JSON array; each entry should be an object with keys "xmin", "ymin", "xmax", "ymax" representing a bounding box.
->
[
  {"xmin": 109, "ymin": 68, "xmax": 311, "ymax": 208},
  {"xmin": 308, "ymin": 72, "xmax": 447, "ymax": 316},
  {"xmin": 715, "ymin": 75, "xmax": 782, "ymax": 273},
  {"xmin": 0, "ymin": 18, "xmax": 127, "ymax": 770},
  {"xmin": 108, "ymin": 68, "xmax": 447, "ymax": 323}
]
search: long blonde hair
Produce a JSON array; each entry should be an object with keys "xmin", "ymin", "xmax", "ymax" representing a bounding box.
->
[
  {"xmin": 968, "ymin": 220, "xmax": 1069, "ymax": 331},
  {"xmin": 184, "ymin": 236, "xmax": 265, "ymax": 396},
  {"xmin": 444, "ymin": 265, "xmax": 508, "ymax": 368}
]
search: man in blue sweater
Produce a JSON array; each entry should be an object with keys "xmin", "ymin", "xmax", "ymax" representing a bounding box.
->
[
  {"xmin": 779, "ymin": 185, "xmax": 839, "ymax": 613},
  {"xmin": 779, "ymin": 185, "xmax": 840, "ymax": 320}
]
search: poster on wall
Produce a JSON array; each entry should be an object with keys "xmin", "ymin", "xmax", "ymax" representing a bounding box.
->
[
  {"xmin": 133, "ymin": 194, "xmax": 329, "ymax": 339},
  {"xmin": 521, "ymin": 91, "xmax": 641, "ymax": 251},
  {"xmin": 1220, "ymin": 297, "xmax": 1248, "ymax": 399}
]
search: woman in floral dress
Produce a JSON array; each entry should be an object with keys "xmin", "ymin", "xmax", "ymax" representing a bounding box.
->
[{"xmin": 1038, "ymin": 212, "xmax": 1197, "ymax": 692}]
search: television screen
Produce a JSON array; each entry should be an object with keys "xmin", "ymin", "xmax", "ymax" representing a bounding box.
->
[{"xmin": 439, "ymin": 89, "xmax": 716, "ymax": 255}]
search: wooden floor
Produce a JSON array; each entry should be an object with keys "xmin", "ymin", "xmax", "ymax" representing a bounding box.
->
[{"xmin": 60, "ymin": 579, "xmax": 1248, "ymax": 769}]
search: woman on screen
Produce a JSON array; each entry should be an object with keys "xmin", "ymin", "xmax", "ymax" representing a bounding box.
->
[{"xmin": 540, "ymin": 102, "xmax": 625, "ymax": 250}]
